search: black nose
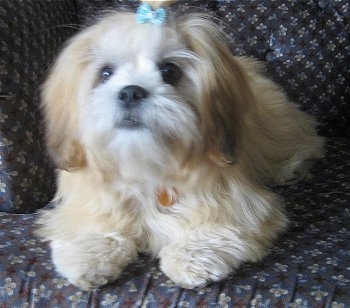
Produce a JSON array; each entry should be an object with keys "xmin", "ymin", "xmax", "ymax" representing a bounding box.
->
[{"xmin": 118, "ymin": 85, "xmax": 148, "ymax": 108}]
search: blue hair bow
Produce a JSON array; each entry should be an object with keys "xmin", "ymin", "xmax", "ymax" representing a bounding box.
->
[{"xmin": 136, "ymin": 3, "xmax": 166, "ymax": 25}]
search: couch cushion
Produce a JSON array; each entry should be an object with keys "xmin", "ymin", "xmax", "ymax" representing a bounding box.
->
[
  {"xmin": 76, "ymin": 0, "xmax": 350, "ymax": 137},
  {"xmin": 0, "ymin": 0, "xmax": 78, "ymax": 213},
  {"xmin": 0, "ymin": 138, "xmax": 349, "ymax": 306}
]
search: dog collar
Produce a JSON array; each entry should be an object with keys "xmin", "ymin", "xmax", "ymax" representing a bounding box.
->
[
  {"xmin": 136, "ymin": 3, "xmax": 166, "ymax": 25},
  {"xmin": 157, "ymin": 187, "xmax": 179, "ymax": 207}
]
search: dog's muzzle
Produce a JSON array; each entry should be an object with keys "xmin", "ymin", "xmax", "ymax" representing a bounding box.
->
[
  {"xmin": 118, "ymin": 85, "xmax": 148, "ymax": 128},
  {"xmin": 119, "ymin": 85, "xmax": 149, "ymax": 109}
]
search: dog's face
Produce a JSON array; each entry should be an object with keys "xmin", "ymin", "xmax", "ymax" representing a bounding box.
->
[
  {"xmin": 42, "ymin": 13, "xmax": 254, "ymax": 179},
  {"xmin": 80, "ymin": 16, "xmax": 201, "ymax": 178}
]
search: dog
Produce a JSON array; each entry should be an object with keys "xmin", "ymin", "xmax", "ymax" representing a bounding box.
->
[{"xmin": 37, "ymin": 1, "xmax": 324, "ymax": 290}]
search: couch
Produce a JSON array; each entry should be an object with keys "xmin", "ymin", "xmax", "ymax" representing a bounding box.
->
[{"xmin": 1, "ymin": 0, "xmax": 349, "ymax": 306}]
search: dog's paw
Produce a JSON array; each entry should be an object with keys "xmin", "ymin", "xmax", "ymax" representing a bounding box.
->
[
  {"xmin": 51, "ymin": 233, "xmax": 137, "ymax": 291},
  {"xmin": 274, "ymin": 159, "xmax": 314, "ymax": 185},
  {"xmin": 159, "ymin": 244, "xmax": 233, "ymax": 289}
]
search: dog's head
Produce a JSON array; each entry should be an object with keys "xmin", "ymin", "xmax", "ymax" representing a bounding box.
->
[{"xmin": 42, "ymin": 11, "xmax": 254, "ymax": 177}]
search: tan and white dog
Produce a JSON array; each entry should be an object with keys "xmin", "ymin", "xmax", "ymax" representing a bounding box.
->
[{"xmin": 37, "ymin": 1, "xmax": 324, "ymax": 290}]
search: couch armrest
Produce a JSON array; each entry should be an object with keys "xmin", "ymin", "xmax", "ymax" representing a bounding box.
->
[{"xmin": 0, "ymin": 0, "xmax": 78, "ymax": 213}]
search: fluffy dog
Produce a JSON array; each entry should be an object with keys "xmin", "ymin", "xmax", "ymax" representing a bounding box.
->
[{"xmin": 37, "ymin": 1, "xmax": 324, "ymax": 290}]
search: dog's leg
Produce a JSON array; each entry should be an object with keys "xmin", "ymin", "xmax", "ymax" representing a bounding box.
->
[
  {"xmin": 50, "ymin": 233, "xmax": 137, "ymax": 290},
  {"xmin": 158, "ymin": 226, "xmax": 265, "ymax": 289}
]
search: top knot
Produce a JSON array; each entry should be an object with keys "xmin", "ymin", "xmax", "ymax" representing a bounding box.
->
[
  {"xmin": 136, "ymin": 1, "xmax": 177, "ymax": 25},
  {"xmin": 140, "ymin": 0, "xmax": 177, "ymax": 10}
]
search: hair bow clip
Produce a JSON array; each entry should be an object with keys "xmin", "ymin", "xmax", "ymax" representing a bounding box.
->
[{"xmin": 136, "ymin": 3, "xmax": 166, "ymax": 25}]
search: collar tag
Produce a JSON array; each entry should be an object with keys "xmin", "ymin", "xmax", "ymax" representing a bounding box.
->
[{"xmin": 157, "ymin": 188, "xmax": 179, "ymax": 207}]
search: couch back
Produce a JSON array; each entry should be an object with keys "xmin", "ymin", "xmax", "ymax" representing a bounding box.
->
[
  {"xmin": 0, "ymin": 0, "xmax": 78, "ymax": 212},
  {"xmin": 1, "ymin": 0, "xmax": 349, "ymax": 213}
]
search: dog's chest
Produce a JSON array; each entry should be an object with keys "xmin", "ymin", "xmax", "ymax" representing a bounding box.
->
[{"xmin": 130, "ymin": 187, "xmax": 191, "ymax": 252}]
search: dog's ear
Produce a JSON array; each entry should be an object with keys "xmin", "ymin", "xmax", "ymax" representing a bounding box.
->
[
  {"xmin": 41, "ymin": 32, "xmax": 92, "ymax": 171},
  {"xmin": 178, "ymin": 15, "xmax": 256, "ymax": 166}
]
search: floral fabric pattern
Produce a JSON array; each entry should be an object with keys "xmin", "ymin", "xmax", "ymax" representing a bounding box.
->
[
  {"xmin": 0, "ymin": 138, "xmax": 349, "ymax": 307},
  {"xmin": 0, "ymin": 0, "xmax": 78, "ymax": 213}
]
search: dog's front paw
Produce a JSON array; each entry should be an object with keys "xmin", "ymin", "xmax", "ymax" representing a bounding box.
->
[
  {"xmin": 159, "ymin": 244, "xmax": 233, "ymax": 289},
  {"xmin": 51, "ymin": 233, "xmax": 137, "ymax": 290}
]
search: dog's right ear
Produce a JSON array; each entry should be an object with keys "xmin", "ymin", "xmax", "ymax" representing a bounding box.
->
[
  {"xmin": 177, "ymin": 14, "xmax": 255, "ymax": 166},
  {"xmin": 41, "ymin": 31, "xmax": 92, "ymax": 171}
]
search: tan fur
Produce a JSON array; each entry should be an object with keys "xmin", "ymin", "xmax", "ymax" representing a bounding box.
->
[
  {"xmin": 37, "ymin": 12, "xmax": 324, "ymax": 290},
  {"xmin": 141, "ymin": 0, "xmax": 177, "ymax": 9},
  {"xmin": 177, "ymin": 15, "xmax": 256, "ymax": 165},
  {"xmin": 41, "ymin": 32, "xmax": 89, "ymax": 170}
]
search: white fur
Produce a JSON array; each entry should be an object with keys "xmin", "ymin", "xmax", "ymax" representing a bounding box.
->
[{"xmin": 37, "ymin": 12, "xmax": 324, "ymax": 290}]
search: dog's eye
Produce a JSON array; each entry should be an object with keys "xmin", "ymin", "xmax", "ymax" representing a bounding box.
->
[
  {"xmin": 99, "ymin": 65, "xmax": 114, "ymax": 82},
  {"xmin": 159, "ymin": 63, "xmax": 182, "ymax": 85}
]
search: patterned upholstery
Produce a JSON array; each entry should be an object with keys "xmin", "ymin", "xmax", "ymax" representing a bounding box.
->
[
  {"xmin": 0, "ymin": 0, "xmax": 349, "ymax": 306},
  {"xmin": 0, "ymin": 0, "xmax": 78, "ymax": 213}
]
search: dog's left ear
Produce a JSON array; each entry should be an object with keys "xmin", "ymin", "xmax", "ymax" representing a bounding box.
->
[
  {"xmin": 41, "ymin": 28, "xmax": 95, "ymax": 171},
  {"xmin": 177, "ymin": 15, "xmax": 256, "ymax": 166}
]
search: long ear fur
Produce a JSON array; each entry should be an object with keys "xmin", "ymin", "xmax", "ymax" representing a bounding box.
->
[
  {"xmin": 41, "ymin": 31, "xmax": 92, "ymax": 171},
  {"xmin": 177, "ymin": 15, "xmax": 256, "ymax": 166}
]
